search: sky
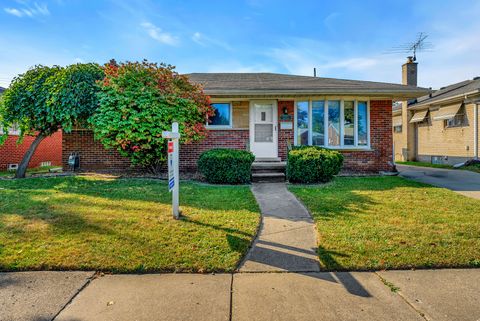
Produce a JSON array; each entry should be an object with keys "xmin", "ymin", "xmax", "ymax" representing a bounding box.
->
[{"xmin": 1, "ymin": 0, "xmax": 479, "ymax": 89}]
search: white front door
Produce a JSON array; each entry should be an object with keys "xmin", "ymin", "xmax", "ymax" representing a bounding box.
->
[{"xmin": 250, "ymin": 100, "xmax": 278, "ymax": 158}]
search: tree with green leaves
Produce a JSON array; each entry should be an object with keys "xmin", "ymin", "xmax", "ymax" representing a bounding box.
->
[
  {"xmin": 90, "ymin": 60, "xmax": 213, "ymax": 173},
  {"xmin": 0, "ymin": 63, "xmax": 104, "ymax": 178}
]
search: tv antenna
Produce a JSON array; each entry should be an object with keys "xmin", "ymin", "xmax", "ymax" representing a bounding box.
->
[{"xmin": 385, "ymin": 32, "xmax": 433, "ymax": 61}]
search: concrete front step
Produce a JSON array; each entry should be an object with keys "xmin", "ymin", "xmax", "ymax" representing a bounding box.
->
[
  {"xmin": 252, "ymin": 162, "xmax": 286, "ymax": 170},
  {"xmin": 254, "ymin": 157, "xmax": 282, "ymax": 162},
  {"xmin": 252, "ymin": 162, "xmax": 286, "ymax": 174},
  {"xmin": 252, "ymin": 172, "xmax": 286, "ymax": 183}
]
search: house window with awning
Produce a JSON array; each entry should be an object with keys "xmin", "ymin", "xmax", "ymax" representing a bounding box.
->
[
  {"xmin": 409, "ymin": 109, "xmax": 429, "ymax": 123},
  {"xmin": 295, "ymin": 99, "xmax": 370, "ymax": 148},
  {"xmin": 392, "ymin": 116, "xmax": 402, "ymax": 133},
  {"xmin": 432, "ymin": 103, "xmax": 467, "ymax": 128}
]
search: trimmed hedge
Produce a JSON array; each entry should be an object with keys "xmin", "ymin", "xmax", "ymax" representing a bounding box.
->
[
  {"xmin": 198, "ymin": 148, "xmax": 255, "ymax": 184},
  {"xmin": 287, "ymin": 146, "xmax": 344, "ymax": 183}
]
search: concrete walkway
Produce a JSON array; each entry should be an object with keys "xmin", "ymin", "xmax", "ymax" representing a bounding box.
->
[
  {"xmin": 398, "ymin": 164, "xmax": 480, "ymax": 199},
  {"xmin": 239, "ymin": 182, "xmax": 320, "ymax": 272}
]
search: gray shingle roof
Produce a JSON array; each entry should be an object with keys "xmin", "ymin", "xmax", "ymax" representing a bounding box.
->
[
  {"xmin": 187, "ymin": 73, "xmax": 428, "ymax": 98},
  {"xmin": 411, "ymin": 78, "xmax": 480, "ymax": 107}
]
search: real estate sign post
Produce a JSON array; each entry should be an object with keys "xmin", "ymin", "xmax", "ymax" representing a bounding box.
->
[{"xmin": 162, "ymin": 122, "xmax": 180, "ymax": 219}]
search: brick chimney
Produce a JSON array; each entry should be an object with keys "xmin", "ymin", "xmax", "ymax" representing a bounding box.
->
[
  {"xmin": 399, "ymin": 56, "xmax": 418, "ymax": 162},
  {"xmin": 402, "ymin": 56, "xmax": 418, "ymax": 86}
]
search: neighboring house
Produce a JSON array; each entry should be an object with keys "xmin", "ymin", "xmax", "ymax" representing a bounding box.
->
[
  {"xmin": 63, "ymin": 69, "xmax": 427, "ymax": 174},
  {"xmin": 393, "ymin": 60, "xmax": 480, "ymax": 165},
  {"xmin": 0, "ymin": 130, "xmax": 63, "ymax": 171},
  {"xmin": 0, "ymin": 86, "xmax": 62, "ymax": 171}
]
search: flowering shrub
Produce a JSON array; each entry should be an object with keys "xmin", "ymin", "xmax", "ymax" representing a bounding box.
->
[{"xmin": 90, "ymin": 60, "xmax": 214, "ymax": 173}]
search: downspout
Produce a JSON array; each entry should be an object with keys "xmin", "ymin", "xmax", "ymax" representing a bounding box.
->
[{"xmin": 475, "ymin": 103, "xmax": 479, "ymax": 159}]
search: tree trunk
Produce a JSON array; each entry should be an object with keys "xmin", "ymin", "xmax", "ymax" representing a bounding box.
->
[{"xmin": 15, "ymin": 133, "xmax": 46, "ymax": 179}]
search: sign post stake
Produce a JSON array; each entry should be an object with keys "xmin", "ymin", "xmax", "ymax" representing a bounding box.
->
[
  {"xmin": 163, "ymin": 122, "xmax": 181, "ymax": 220},
  {"xmin": 172, "ymin": 122, "xmax": 180, "ymax": 219}
]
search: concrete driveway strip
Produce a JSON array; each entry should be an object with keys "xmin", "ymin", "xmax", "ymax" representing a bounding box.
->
[
  {"xmin": 0, "ymin": 271, "xmax": 94, "ymax": 321},
  {"xmin": 397, "ymin": 164, "xmax": 480, "ymax": 199},
  {"xmin": 55, "ymin": 273, "xmax": 231, "ymax": 321},
  {"xmin": 378, "ymin": 269, "xmax": 480, "ymax": 321},
  {"xmin": 232, "ymin": 272, "xmax": 424, "ymax": 321},
  {"xmin": 239, "ymin": 182, "xmax": 320, "ymax": 272}
]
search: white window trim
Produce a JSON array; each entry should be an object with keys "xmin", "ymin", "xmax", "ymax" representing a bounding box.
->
[
  {"xmin": 206, "ymin": 102, "xmax": 233, "ymax": 129},
  {"xmin": 293, "ymin": 98, "xmax": 371, "ymax": 150}
]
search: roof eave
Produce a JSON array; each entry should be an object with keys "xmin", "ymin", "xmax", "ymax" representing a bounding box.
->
[
  {"xmin": 409, "ymin": 89, "xmax": 480, "ymax": 110},
  {"xmin": 205, "ymin": 89, "xmax": 428, "ymax": 99}
]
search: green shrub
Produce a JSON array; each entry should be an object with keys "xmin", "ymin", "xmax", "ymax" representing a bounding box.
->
[
  {"xmin": 198, "ymin": 148, "xmax": 255, "ymax": 184},
  {"xmin": 287, "ymin": 146, "xmax": 344, "ymax": 183}
]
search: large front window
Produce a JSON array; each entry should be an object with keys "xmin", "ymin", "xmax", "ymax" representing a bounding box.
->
[
  {"xmin": 295, "ymin": 99, "xmax": 369, "ymax": 148},
  {"xmin": 296, "ymin": 101, "xmax": 309, "ymax": 145}
]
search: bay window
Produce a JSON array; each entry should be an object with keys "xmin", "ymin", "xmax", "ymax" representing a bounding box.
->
[
  {"xmin": 328, "ymin": 100, "xmax": 341, "ymax": 146},
  {"xmin": 296, "ymin": 101, "xmax": 309, "ymax": 145},
  {"xmin": 311, "ymin": 101, "xmax": 325, "ymax": 146},
  {"xmin": 295, "ymin": 99, "xmax": 369, "ymax": 148},
  {"xmin": 357, "ymin": 101, "xmax": 368, "ymax": 146},
  {"xmin": 343, "ymin": 101, "xmax": 355, "ymax": 145}
]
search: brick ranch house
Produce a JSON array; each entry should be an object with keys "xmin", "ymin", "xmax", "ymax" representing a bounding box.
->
[{"xmin": 63, "ymin": 73, "xmax": 427, "ymax": 174}]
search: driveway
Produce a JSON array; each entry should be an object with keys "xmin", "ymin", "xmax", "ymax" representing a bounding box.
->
[{"xmin": 397, "ymin": 164, "xmax": 480, "ymax": 199}]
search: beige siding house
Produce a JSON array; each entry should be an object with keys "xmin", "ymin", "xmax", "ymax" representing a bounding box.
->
[{"xmin": 393, "ymin": 61, "xmax": 480, "ymax": 164}]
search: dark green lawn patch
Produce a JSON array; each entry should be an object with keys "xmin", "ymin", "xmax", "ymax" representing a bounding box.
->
[
  {"xmin": 290, "ymin": 177, "xmax": 480, "ymax": 271},
  {"xmin": 0, "ymin": 176, "xmax": 260, "ymax": 272}
]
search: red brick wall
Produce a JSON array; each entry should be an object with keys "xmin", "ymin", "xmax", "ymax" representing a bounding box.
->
[
  {"xmin": 340, "ymin": 100, "xmax": 394, "ymax": 173},
  {"xmin": 61, "ymin": 99, "xmax": 393, "ymax": 174},
  {"xmin": 278, "ymin": 101, "xmax": 294, "ymax": 160},
  {"xmin": 62, "ymin": 130, "xmax": 131, "ymax": 171},
  {"xmin": 180, "ymin": 130, "xmax": 250, "ymax": 171},
  {"xmin": 62, "ymin": 129, "xmax": 249, "ymax": 172},
  {"xmin": 0, "ymin": 131, "xmax": 62, "ymax": 170}
]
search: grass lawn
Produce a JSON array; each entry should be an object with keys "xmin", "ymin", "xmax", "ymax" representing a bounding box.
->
[
  {"xmin": 0, "ymin": 176, "xmax": 260, "ymax": 272},
  {"xmin": 290, "ymin": 176, "xmax": 480, "ymax": 271}
]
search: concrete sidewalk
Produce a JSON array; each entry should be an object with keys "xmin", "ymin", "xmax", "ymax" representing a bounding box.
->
[
  {"xmin": 239, "ymin": 182, "xmax": 320, "ymax": 272},
  {"xmin": 398, "ymin": 164, "xmax": 480, "ymax": 199},
  {"xmin": 2, "ymin": 269, "xmax": 479, "ymax": 320}
]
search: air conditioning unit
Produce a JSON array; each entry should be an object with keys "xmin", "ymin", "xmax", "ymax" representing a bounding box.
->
[{"xmin": 7, "ymin": 164, "xmax": 18, "ymax": 171}]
